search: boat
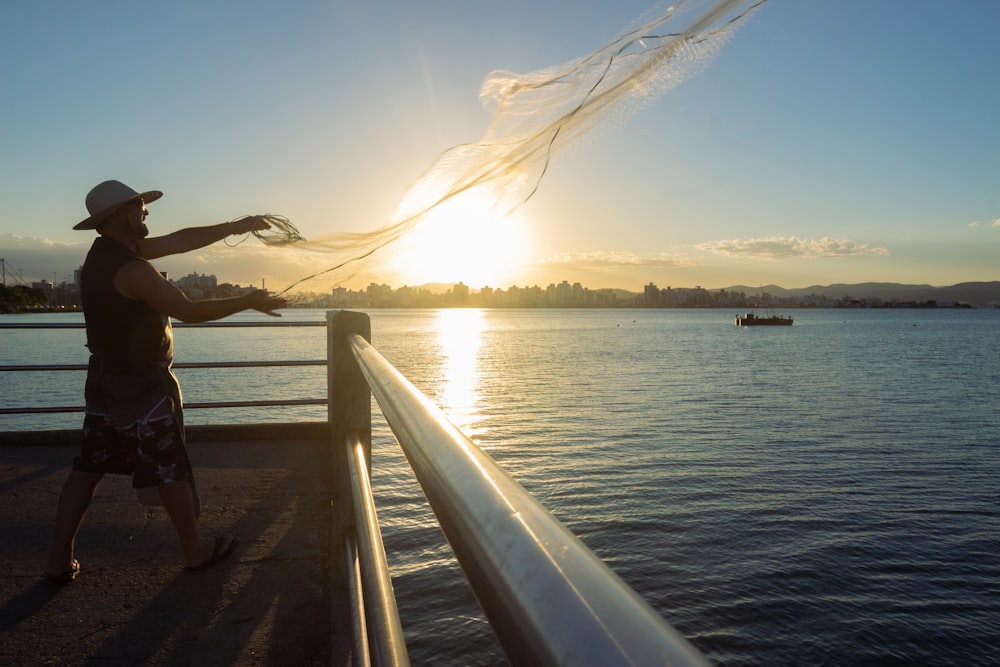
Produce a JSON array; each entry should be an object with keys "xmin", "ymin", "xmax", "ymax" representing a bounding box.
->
[
  {"xmin": 736, "ymin": 287, "xmax": 793, "ymax": 326},
  {"xmin": 735, "ymin": 311, "xmax": 793, "ymax": 326}
]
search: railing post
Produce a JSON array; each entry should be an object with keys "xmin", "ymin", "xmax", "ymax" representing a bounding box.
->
[{"xmin": 327, "ymin": 311, "xmax": 372, "ymax": 587}]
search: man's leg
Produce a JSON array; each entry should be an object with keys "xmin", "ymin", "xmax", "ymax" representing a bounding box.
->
[
  {"xmin": 139, "ymin": 412, "xmax": 236, "ymax": 569},
  {"xmin": 44, "ymin": 470, "xmax": 103, "ymax": 577},
  {"xmin": 158, "ymin": 479, "xmax": 234, "ymax": 567}
]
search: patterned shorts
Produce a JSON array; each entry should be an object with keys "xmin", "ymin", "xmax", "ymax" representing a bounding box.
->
[{"xmin": 73, "ymin": 412, "xmax": 192, "ymax": 488}]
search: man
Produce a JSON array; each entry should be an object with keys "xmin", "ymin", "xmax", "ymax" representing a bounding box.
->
[{"xmin": 44, "ymin": 179, "xmax": 287, "ymax": 582}]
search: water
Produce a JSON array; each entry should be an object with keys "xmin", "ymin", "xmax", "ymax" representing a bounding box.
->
[{"xmin": 2, "ymin": 308, "xmax": 999, "ymax": 665}]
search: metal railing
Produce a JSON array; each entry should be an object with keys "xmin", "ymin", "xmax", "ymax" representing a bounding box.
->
[
  {"xmin": 0, "ymin": 320, "xmax": 327, "ymax": 415},
  {"xmin": 2, "ymin": 312, "xmax": 709, "ymax": 666},
  {"xmin": 327, "ymin": 311, "xmax": 709, "ymax": 667}
]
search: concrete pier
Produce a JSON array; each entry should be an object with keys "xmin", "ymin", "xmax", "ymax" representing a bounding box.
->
[{"xmin": 0, "ymin": 430, "xmax": 350, "ymax": 666}]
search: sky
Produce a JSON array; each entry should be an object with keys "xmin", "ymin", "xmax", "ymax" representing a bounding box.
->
[{"xmin": 2, "ymin": 0, "xmax": 998, "ymax": 294}]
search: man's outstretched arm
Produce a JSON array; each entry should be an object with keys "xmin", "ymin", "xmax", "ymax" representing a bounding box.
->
[
  {"xmin": 138, "ymin": 217, "xmax": 268, "ymax": 259},
  {"xmin": 114, "ymin": 258, "xmax": 286, "ymax": 322}
]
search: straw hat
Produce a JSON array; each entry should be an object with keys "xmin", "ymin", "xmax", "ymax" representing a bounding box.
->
[{"xmin": 74, "ymin": 180, "xmax": 163, "ymax": 230}]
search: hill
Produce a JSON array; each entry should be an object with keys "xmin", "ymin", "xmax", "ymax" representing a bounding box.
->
[{"xmin": 722, "ymin": 282, "xmax": 1000, "ymax": 306}]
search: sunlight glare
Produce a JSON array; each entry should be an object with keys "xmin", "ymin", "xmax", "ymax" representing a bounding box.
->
[
  {"xmin": 386, "ymin": 190, "xmax": 531, "ymax": 288},
  {"xmin": 435, "ymin": 309, "xmax": 486, "ymax": 439}
]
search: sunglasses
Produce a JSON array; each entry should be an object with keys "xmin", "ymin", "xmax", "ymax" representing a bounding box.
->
[{"xmin": 129, "ymin": 200, "xmax": 149, "ymax": 218}]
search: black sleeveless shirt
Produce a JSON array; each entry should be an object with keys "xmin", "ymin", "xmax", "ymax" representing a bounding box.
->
[{"xmin": 81, "ymin": 237, "xmax": 173, "ymax": 374}]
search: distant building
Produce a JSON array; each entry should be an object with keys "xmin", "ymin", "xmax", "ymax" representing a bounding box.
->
[
  {"xmin": 451, "ymin": 282, "xmax": 470, "ymax": 304},
  {"xmin": 644, "ymin": 282, "xmax": 660, "ymax": 307},
  {"xmin": 173, "ymin": 272, "xmax": 217, "ymax": 298},
  {"xmin": 366, "ymin": 283, "xmax": 393, "ymax": 307}
]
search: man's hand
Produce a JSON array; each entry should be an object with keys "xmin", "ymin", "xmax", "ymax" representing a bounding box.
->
[
  {"xmin": 247, "ymin": 289, "xmax": 287, "ymax": 317},
  {"xmin": 230, "ymin": 216, "xmax": 272, "ymax": 236}
]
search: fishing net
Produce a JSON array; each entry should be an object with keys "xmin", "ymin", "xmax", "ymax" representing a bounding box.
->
[
  {"xmin": 248, "ymin": 0, "xmax": 767, "ymax": 294},
  {"xmin": 225, "ymin": 214, "xmax": 306, "ymax": 247}
]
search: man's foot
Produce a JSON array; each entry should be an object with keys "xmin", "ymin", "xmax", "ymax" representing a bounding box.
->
[
  {"xmin": 44, "ymin": 559, "xmax": 81, "ymax": 585},
  {"xmin": 185, "ymin": 535, "xmax": 239, "ymax": 571}
]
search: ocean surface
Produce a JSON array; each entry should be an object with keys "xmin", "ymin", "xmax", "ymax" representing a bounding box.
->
[{"xmin": 2, "ymin": 308, "xmax": 999, "ymax": 665}]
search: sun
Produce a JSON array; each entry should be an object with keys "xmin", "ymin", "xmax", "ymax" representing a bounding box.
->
[{"xmin": 384, "ymin": 190, "xmax": 532, "ymax": 288}]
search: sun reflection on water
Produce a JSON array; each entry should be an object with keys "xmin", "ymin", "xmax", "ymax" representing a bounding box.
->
[{"xmin": 435, "ymin": 309, "xmax": 486, "ymax": 440}]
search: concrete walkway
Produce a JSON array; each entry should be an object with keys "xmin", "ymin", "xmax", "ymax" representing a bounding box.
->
[{"xmin": 0, "ymin": 436, "xmax": 349, "ymax": 666}]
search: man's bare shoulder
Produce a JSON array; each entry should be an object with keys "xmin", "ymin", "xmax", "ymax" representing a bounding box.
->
[{"xmin": 114, "ymin": 257, "xmax": 168, "ymax": 300}]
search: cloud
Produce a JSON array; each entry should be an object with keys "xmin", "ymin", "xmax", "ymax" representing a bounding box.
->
[
  {"xmin": 696, "ymin": 235, "xmax": 889, "ymax": 259},
  {"xmin": 0, "ymin": 233, "xmax": 90, "ymax": 282},
  {"xmin": 967, "ymin": 219, "xmax": 999, "ymax": 229},
  {"xmin": 536, "ymin": 251, "xmax": 696, "ymax": 270}
]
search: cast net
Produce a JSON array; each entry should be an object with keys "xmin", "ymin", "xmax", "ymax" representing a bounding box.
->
[{"xmin": 248, "ymin": 0, "xmax": 767, "ymax": 294}]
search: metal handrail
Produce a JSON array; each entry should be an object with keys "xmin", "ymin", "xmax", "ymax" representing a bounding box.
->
[
  {"xmin": 337, "ymin": 320, "xmax": 710, "ymax": 667},
  {"xmin": 0, "ymin": 361, "xmax": 326, "ymax": 372},
  {"xmin": 0, "ymin": 321, "xmax": 325, "ymax": 329},
  {"xmin": 345, "ymin": 430, "xmax": 410, "ymax": 667},
  {"xmin": 0, "ymin": 320, "xmax": 327, "ymax": 415},
  {"xmin": 0, "ymin": 398, "xmax": 327, "ymax": 416}
]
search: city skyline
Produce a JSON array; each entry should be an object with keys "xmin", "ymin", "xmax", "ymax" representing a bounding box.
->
[
  {"xmin": 2, "ymin": 1, "xmax": 998, "ymax": 293},
  {"xmin": 5, "ymin": 259, "xmax": 996, "ymax": 310}
]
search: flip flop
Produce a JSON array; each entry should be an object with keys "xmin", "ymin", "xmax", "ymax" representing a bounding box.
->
[
  {"xmin": 185, "ymin": 536, "xmax": 239, "ymax": 571},
  {"xmin": 45, "ymin": 559, "xmax": 80, "ymax": 585}
]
